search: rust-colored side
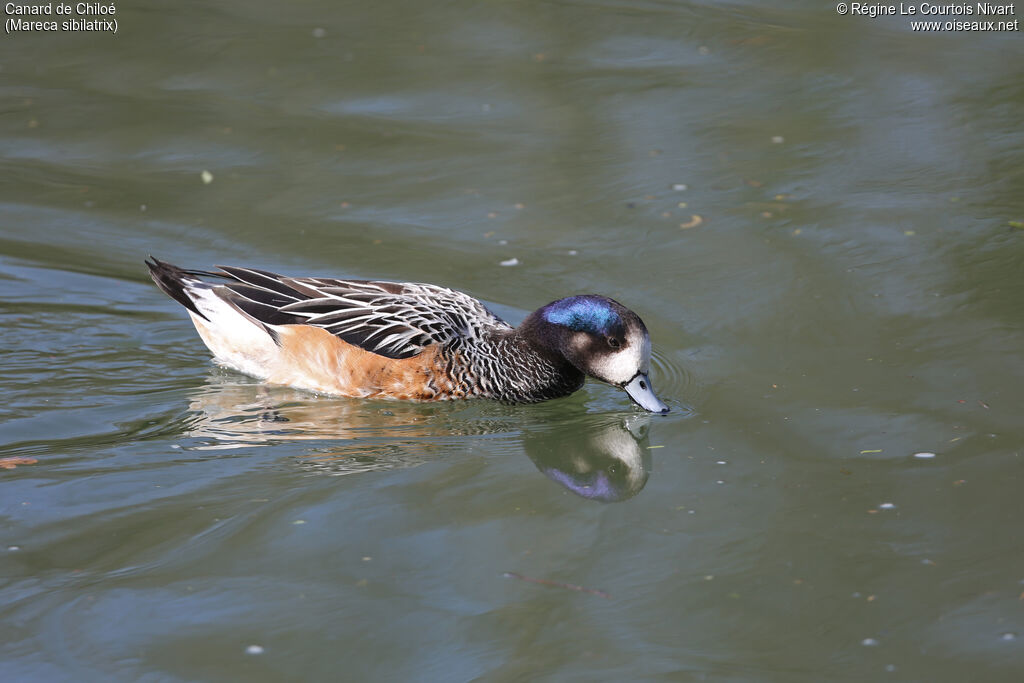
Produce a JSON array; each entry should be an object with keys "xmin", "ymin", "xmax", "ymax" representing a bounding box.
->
[{"xmin": 268, "ymin": 324, "xmax": 456, "ymax": 400}]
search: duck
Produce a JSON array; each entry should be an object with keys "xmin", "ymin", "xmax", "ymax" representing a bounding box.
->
[{"xmin": 146, "ymin": 258, "xmax": 669, "ymax": 413}]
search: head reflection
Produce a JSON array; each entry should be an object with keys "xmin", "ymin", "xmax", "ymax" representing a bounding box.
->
[{"xmin": 524, "ymin": 415, "xmax": 652, "ymax": 502}]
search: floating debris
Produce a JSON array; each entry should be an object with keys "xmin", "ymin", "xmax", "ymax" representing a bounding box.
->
[
  {"xmin": 878, "ymin": 502, "xmax": 897, "ymax": 510},
  {"xmin": 503, "ymin": 571, "xmax": 610, "ymax": 598},
  {"xmin": 860, "ymin": 449, "xmax": 882, "ymax": 454},
  {"xmin": 499, "ymin": 258, "xmax": 519, "ymax": 267},
  {"xmin": 200, "ymin": 170, "xmax": 214, "ymax": 184},
  {"xmin": 672, "ymin": 183, "xmax": 688, "ymax": 191},
  {"xmin": 0, "ymin": 457, "xmax": 37, "ymax": 470},
  {"xmin": 1001, "ymin": 632, "xmax": 1017, "ymax": 641},
  {"xmin": 679, "ymin": 215, "xmax": 703, "ymax": 229},
  {"xmin": 913, "ymin": 452, "xmax": 936, "ymax": 459},
  {"xmin": 245, "ymin": 645, "xmax": 265, "ymax": 655},
  {"xmin": 771, "ymin": 135, "xmax": 785, "ymax": 144},
  {"xmin": 862, "ymin": 638, "xmax": 879, "ymax": 647}
]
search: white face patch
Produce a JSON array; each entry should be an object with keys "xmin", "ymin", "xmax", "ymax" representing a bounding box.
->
[
  {"xmin": 592, "ymin": 427, "xmax": 644, "ymax": 487},
  {"xmin": 590, "ymin": 327, "xmax": 650, "ymax": 385}
]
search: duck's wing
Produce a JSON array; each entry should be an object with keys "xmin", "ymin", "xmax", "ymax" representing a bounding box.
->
[{"xmin": 161, "ymin": 262, "xmax": 512, "ymax": 360}]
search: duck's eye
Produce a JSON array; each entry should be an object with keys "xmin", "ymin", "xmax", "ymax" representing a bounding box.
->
[{"xmin": 607, "ymin": 337, "xmax": 621, "ymax": 349}]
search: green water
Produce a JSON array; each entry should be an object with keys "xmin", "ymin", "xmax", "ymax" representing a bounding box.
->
[{"xmin": 2, "ymin": 1, "xmax": 1023, "ymax": 680}]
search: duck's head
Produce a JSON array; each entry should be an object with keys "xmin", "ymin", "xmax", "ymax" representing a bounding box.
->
[{"xmin": 531, "ymin": 295, "xmax": 669, "ymax": 413}]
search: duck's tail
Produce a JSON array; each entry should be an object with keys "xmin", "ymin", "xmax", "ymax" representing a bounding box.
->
[
  {"xmin": 145, "ymin": 257, "xmax": 214, "ymax": 321},
  {"xmin": 146, "ymin": 257, "xmax": 283, "ymax": 377}
]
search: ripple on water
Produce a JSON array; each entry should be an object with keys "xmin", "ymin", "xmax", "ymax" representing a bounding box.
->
[{"xmin": 650, "ymin": 346, "xmax": 701, "ymax": 409}]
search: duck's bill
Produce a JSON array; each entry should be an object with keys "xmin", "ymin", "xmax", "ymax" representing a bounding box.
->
[{"xmin": 623, "ymin": 373, "xmax": 669, "ymax": 413}]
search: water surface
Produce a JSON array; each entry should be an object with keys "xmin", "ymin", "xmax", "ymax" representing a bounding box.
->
[{"xmin": 2, "ymin": 1, "xmax": 1024, "ymax": 680}]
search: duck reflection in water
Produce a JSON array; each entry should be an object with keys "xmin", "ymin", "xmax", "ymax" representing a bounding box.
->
[
  {"xmin": 524, "ymin": 415, "xmax": 652, "ymax": 503},
  {"xmin": 182, "ymin": 377, "xmax": 653, "ymax": 500},
  {"xmin": 184, "ymin": 379, "xmax": 474, "ymax": 475}
]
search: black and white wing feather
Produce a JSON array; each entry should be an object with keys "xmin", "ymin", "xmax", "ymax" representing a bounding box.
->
[{"xmin": 208, "ymin": 265, "xmax": 511, "ymax": 359}]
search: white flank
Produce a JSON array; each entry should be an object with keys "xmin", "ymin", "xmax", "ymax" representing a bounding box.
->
[{"xmin": 186, "ymin": 284, "xmax": 279, "ymax": 379}]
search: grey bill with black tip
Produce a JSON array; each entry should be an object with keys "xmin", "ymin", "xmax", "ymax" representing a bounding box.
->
[{"xmin": 623, "ymin": 373, "xmax": 669, "ymax": 413}]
